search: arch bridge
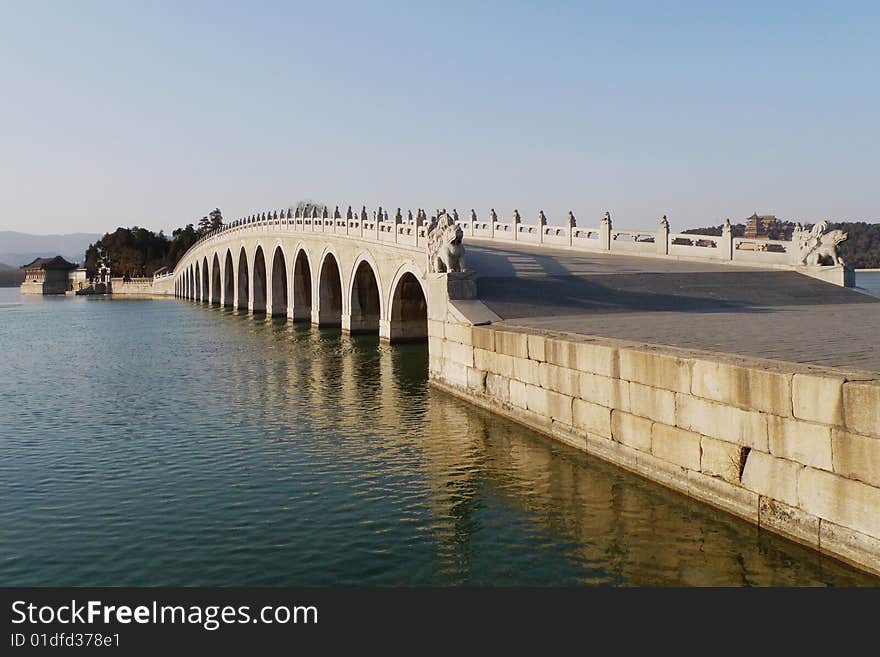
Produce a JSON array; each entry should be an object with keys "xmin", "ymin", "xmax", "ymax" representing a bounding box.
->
[{"xmin": 164, "ymin": 208, "xmax": 476, "ymax": 342}]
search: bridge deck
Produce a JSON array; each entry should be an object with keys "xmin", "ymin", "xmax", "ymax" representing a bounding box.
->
[{"xmin": 466, "ymin": 239, "xmax": 880, "ymax": 372}]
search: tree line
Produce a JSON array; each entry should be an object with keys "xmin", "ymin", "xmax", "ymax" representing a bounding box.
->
[
  {"xmin": 683, "ymin": 220, "xmax": 880, "ymax": 268},
  {"xmin": 84, "ymin": 208, "xmax": 223, "ymax": 277}
]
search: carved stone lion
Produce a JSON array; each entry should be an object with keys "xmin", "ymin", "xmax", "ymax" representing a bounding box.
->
[
  {"xmin": 426, "ymin": 211, "xmax": 465, "ymax": 273},
  {"xmin": 798, "ymin": 221, "xmax": 848, "ymax": 266}
]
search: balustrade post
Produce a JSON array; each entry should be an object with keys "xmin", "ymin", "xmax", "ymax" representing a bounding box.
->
[
  {"xmin": 657, "ymin": 215, "xmax": 670, "ymax": 255},
  {"xmin": 601, "ymin": 212, "xmax": 612, "ymax": 250},
  {"xmin": 721, "ymin": 218, "xmax": 733, "ymax": 260}
]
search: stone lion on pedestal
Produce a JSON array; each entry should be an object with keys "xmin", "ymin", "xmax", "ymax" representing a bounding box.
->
[
  {"xmin": 796, "ymin": 221, "xmax": 848, "ymax": 266},
  {"xmin": 426, "ymin": 211, "xmax": 465, "ymax": 273}
]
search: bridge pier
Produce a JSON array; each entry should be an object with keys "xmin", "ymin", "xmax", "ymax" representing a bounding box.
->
[{"xmin": 312, "ymin": 308, "xmax": 341, "ymax": 328}]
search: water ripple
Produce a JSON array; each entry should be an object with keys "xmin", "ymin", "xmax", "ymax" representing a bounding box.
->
[{"xmin": 0, "ymin": 289, "xmax": 877, "ymax": 586}]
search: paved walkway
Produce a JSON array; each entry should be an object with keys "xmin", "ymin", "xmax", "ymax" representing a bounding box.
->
[{"xmin": 466, "ymin": 240, "xmax": 880, "ymax": 373}]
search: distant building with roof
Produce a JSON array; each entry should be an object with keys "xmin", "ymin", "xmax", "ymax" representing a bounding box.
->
[
  {"xmin": 744, "ymin": 213, "xmax": 777, "ymax": 239},
  {"xmin": 20, "ymin": 256, "xmax": 78, "ymax": 294}
]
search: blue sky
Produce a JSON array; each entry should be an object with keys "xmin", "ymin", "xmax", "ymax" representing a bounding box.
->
[{"xmin": 1, "ymin": 1, "xmax": 877, "ymax": 234}]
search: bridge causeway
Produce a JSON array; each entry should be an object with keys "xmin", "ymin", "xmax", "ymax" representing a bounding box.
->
[{"xmin": 155, "ymin": 207, "xmax": 880, "ymax": 576}]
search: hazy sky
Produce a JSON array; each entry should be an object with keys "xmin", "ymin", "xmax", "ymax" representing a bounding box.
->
[{"xmin": 1, "ymin": 1, "xmax": 877, "ymax": 235}]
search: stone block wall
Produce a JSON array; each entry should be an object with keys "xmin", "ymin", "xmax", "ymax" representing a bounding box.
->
[{"xmin": 428, "ymin": 320, "xmax": 880, "ymax": 575}]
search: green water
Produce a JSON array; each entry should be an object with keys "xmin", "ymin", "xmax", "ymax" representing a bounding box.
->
[{"xmin": 0, "ymin": 287, "xmax": 876, "ymax": 586}]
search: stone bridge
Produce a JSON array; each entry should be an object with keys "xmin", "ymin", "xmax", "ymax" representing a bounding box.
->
[
  {"xmin": 157, "ymin": 206, "xmax": 855, "ymax": 344},
  {"xmin": 153, "ymin": 207, "xmax": 880, "ymax": 575},
  {"xmin": 163, "ymin": 209, "xmax": 464, "ymax": 342}
]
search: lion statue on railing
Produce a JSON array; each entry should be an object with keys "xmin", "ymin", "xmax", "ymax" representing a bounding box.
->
[
  {"xmin": 426, "ymin": 211, "xmax": 465, "ymax": 273},
  {"xmin": 796, "ymin": 221, "xmax": 848, "ymax": 267}
]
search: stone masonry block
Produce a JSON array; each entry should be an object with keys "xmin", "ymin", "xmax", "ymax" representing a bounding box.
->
[
  {"xmin": 443, "ymin": 322, "xmax": 472, "ymax": 346},
  {"xmin": 573, "ymin": 399, "xmax": 612, "ymax": 438},
  {"xmin": 832, "ymin": 428, "xmax": 880, "ymax": 488},
  {"xmin": 676, "ymin": 394, "xmax": 768, "ymax": 451},
  {"xmin": 525, "ymin": 384, "xmax": 548, "ymax": 416},
  {"xmin": 527, "ymin": 334, "xmax": 546, "ymax": 362},
  {"xmin": 768, "ymin": 416, "xmax": 832, "ymax": 470},
  {"xmin": 628, "ymin": 382, "xmax": 675, "ymax": 425},
  {"xmin": 539, "ymin": 363, "xmax": 580, "ymax": 398},
  {"xmin": 513, "ymin": 356, "xmax": 541, "ymax": 386},
  {"xmin": 495, "ymin": 330, "xmax": 529, "ymax": 359},
  {"xmin": 611, "ymin": 410, "xmax": 653, "ymax": 452},
  {"xmin": 485, "ymin": 373, "xmax": 510, "ymax": 404},
  {"xmin": 579, "ymin": 372, "xmax": 630, "ymax": 411},
  {"xmin": 471, "ymin": 326, "xmax": 495, "ymax": 352},
  {"xmin": 574, "ymin": 341, "xmax": 618, "ymax": 378},
  {"xmin": 510, "ymin": 379, "xmax": 528, "ymax": 410},
  {"xmin": 798, "ymin": 467, "xmax": 880, "ymax": 538},
  {"xmin": 443, "ymin": 341, "xmax": 474, "ymax": 368},
  {"xmin": 792, "ymin": 373, "xmax": 844, "ymax": 426},
  {"xmin": 758, "ymin": 497, "xmax": 820, "ymax": 548},
  {"xmin": 819, "ymin": 519, "xmax": 880, "ymax": 576},
  {"xmin": 441, "ymin": 360, "xmax": 469, "ymax": 389},
  {"xmin": 467, "ymin": 367, "xmax": 486, "ymax": 392},
  {"xmin": 546, "ymin": 390, "xmax": 574, "ymax": 426},
  {"xmin": 544, "ymin": 338, "xmax": 577, "ymax": 370},
  {"xmin": 619, "ymin": 348, "xmax": 691, "ymax": 393},
  {"xmin": 428, "ymin": 336, "xmax": 443, "ymax": 359},
  {"xmin": 427, "ymin": 320, "xmax": 445, "ymax": 339},
  {"xmin": 843, "ymin": 380, "xmax": 880, "ymax": 438},
  {"xmin": 474, "ymin": 349, "xmax": 514, "ymax": 379},
  {"xmin": 691, "ymin": 359, "xmax": 791, "ymax": 416},
  {"xmin": 651, "ymin": 423, "xmax": 701, "ymax": 471},
  {"xmin": 700, "ymin": 436, "xmax": 744, "ymax": 483},
  {"xmin": 740, "ymin": 450, "xmax": 801, "ymax": 508}
]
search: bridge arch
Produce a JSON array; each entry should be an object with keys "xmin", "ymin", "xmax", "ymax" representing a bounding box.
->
[
  {"xmin": 223, "ymin": 249, "xmax": 234, "ymax": 307},
  {"xmin": 189, "ymin": 265, "xmax": 195, "ymax": 300},
  {"xmin": 387, "ymin": 264, "xmax": 428, "ymax": 342},
  {"xmin": 251, "ymin": 244, "xmax": 267, "ymax": 313},
  {"xmin": 269, "ymin": 244, "xmax": 288, "ymax": 317},
  {"xmin": 291, "ymin": 246, "xmax": 312, "ymax": 322},
  {"xmin": 211, "ymin": 253, "xmax": 221, "ymax": 305},
  {"xmin": 201, "ymin": 256, "xmax": 209, "ymax": 302},
  {"xmin": 194, "ymin": 261, "xmax": 201, "ymax": 301},
  {"xmin": 347, "ymin": 254, "xmax": 382, "ymax": 334},
  {"xmin": 236, "ymin": 246, "xmax": 249, "ymax": 310},
  {"xmin": 316, "ymin": 248, "xmax": 343, "ymax": 327}
]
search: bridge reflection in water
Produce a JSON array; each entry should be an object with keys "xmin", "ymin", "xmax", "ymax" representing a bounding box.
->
[
  {"xmin": 2, "ymin": 291, "xmax": 876, "ymax": 586},
  {"xmin": 190, "ymin": 304, "xmax": 874, "ymax": 586}
]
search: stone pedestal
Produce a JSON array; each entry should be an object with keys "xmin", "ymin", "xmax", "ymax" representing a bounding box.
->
[{"xmin": 797, "ymin": 264, "xmax": 855, "ymax": 288}]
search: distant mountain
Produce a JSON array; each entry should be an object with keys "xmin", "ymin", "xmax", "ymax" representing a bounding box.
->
[
  {"xmin": 0, "ymin": 262, "xmax": 25, "ymax": 287},
  {"xmin": 0, "ymin": 230, "xmax": 101, "ymax": 269}
]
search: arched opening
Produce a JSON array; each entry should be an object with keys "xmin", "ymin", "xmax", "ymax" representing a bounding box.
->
[
  {"xmin": 317, "ymin": 253, "xmax": 342, "ymax": 327},
  {"xmin": 201, "ymin": 257, "xmax": 209, "ymax": 302},
  {"xmin": 291, "ymin": 249, "xmax": 312, "ymax": 322},
  {"xmin": 236, "ymin": 248, "xmax": 249, "ymax": 310},
  {"xmin": 189, "ymin": 266, "xmax": 194, "ymax": 299},
  {"xmin": 389, "ymin": 272, "xmax": 428, "ymax": 342},
  {"xmin": 194, "ymin": 262, "xmax": 201, "ymax": 301},
  {"xmin": 252, "ymin": 246, "xmax": 267, "ymax": 313},
  {"xmin": 270, "ymin": 246, "xmax": 287, "ymax": 317},
  {"xmin": 223, "ymin": 250, "xmax": 234, "ymax": 307},
  {"xmin": 211, "ymin": 254, "xmax": 221, "ymax": 305},
  {"xmin": 348, "ymin": 260, "xmax": 381, "ymax": 334}
]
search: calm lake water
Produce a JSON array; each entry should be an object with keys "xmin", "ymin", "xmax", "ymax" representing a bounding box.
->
[
  {"xmin": 0, "ymin": 286, "xmax": 876, "ymax": 586},
  {"xmin": 857, "ymin": 270, "xmax": 880, "ymax": 294}
]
